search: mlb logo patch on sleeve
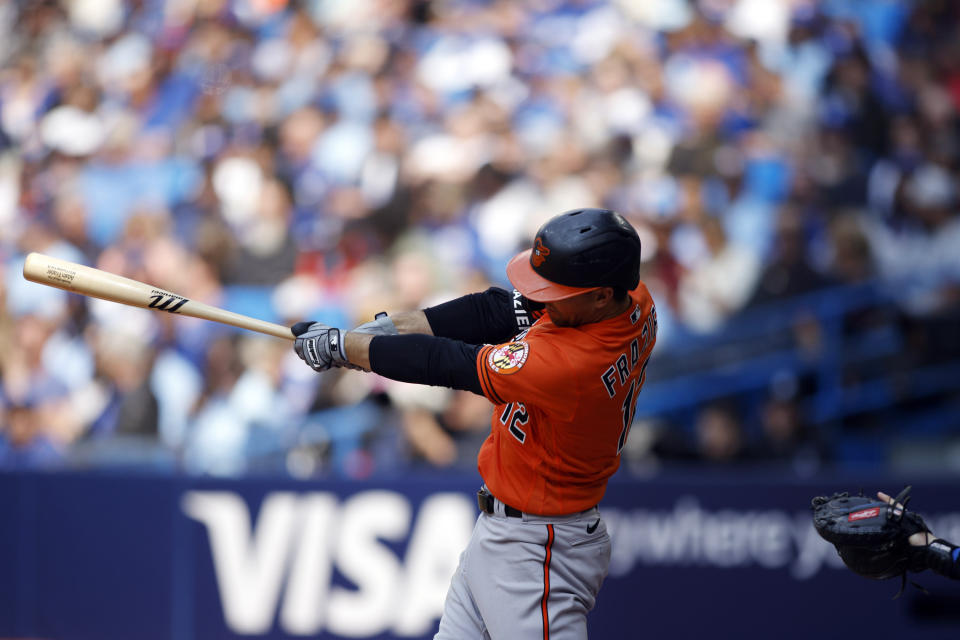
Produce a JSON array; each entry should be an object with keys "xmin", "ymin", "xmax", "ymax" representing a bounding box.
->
[{"xmin": 488, "ymin": 342, "xmax": 529, "ymax": 374}]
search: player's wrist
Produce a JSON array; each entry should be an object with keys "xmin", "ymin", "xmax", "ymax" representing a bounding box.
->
[
  {"xmin": 920, "ymin": 538, "xmax": 960, "ymax": 579},
  {"xmin": 344, "ymin": 331, "xmax": 374, "ymax": 370}
]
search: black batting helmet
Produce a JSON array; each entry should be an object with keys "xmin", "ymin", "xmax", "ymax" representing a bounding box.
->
[{"xmin": 506, "ymin": 208, "xmax": 642, "ymax": 302}]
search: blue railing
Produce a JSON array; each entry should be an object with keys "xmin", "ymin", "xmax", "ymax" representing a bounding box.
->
[{"xmin": 639, "ymin": 281, "xmax": 960, "ymax": 435}]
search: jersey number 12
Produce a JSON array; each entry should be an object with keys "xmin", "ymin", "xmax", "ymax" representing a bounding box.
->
[{"xmin": 500, "ymin": 402, "xmax": 529, "ymax": 443}]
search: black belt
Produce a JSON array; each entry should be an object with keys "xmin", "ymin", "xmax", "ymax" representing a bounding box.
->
[{"xmin": 477, "ymin": 488, "xmax": 523, "ymax": 518}]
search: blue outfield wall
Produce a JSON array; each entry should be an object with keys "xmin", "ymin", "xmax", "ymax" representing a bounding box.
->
[{"xmin": 2, "ymin": 470, "xmax": 960, "ymax": 639}]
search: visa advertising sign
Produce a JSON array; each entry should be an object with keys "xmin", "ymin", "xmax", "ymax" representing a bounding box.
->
[{"xmin": 3, "ymin": 473, "xmax": 960, "ymax": 639}]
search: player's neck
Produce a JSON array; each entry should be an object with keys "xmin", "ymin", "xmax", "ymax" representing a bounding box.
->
[
  {"xmin": 604, "ymin": 296, "xmax": 633, "ymax": 320},
  {"xmin": 592, "ymin": 296, "xmax": 633, "ymax": 323}
]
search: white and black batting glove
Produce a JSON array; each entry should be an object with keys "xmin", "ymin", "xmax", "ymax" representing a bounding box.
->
[
  {"xmin": 351, "ymin": 312, "xmax": 398, "ymax": 336},
  {"xmin": 292, "ymin": 321, "xmax": 349, "ymax": 372}
]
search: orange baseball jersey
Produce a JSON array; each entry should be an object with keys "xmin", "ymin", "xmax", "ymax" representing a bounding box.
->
[{"xmin": 475, "ymin": 283, "xmax": 658, "ymax": 515}]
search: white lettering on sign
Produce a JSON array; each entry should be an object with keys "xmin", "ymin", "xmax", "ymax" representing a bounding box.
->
[
  {"xmin": 393, "ymin": 494, "xmax": 475, "ymax": 636},
  {"xmin": 327, "ymin": 491, "xmax": 409, "ymax": 636},
  {"xmin": 279, "ymin": 493, "xmax": 339, "ymax": 634},
  {"xmin": 181, "ymin": 490, "xmax": 475, "ymax": 637},
  {"xmin": 603, "ymin": 497, "xmax": 842, "ymax": 580},
  {"xmin": 604, "ymin": 499, "xmax": 960, "ymax": 581},
  {"xmin": 181, "ymin": 492, "xmax": 301, "ymax": 634}
]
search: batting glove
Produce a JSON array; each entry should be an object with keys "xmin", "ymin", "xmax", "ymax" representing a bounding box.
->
[
  {"xmin": 351, "ymin": 312, "xmax": 398, "ymax": 336},
  {"xmin": 292, "ymin": 321, "xmax": 349, "ymax": 372}
]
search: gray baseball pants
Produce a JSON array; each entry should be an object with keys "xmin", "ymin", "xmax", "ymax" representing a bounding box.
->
[{"xmin": 435, "ymin": 496, "xmax": 611, "ymax": 640}]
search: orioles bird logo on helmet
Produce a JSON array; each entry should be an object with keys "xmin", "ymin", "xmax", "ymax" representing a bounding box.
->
[{"xmin": 531, "ymin": 237, "xmax": 550, "ymax": 267}]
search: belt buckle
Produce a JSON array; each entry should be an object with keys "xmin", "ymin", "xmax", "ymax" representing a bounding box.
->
[{"xmin": 477, "ymin": 489, "xmax": 494, "ymax": 514}]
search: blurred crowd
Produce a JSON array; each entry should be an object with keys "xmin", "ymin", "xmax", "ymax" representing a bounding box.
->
[{"xmin": 1, "ymin": 0, "xmax": 959, "ymax": 477}]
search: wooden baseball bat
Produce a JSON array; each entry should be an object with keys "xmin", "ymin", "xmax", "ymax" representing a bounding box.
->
[{"xmin": 22, "ymin": 252, "xmax": 293, "ymax": 341}]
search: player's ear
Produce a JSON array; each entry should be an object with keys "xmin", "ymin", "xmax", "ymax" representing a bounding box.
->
[{"xmin": 593, "ymin": 287, "xmax": 615, "ymax": 306}]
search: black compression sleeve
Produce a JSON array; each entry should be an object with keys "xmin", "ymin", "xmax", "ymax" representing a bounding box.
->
[
  {"xmin": 423, "ymin": 287, "xmax": 515, "ymax": 344},
  {"xmin": 423, "ymin": 287, "xmax": 544, "ymax": 344},
  {"xmin": 369, "ymin": 334, "xmax": 483, "ymax": 395}
]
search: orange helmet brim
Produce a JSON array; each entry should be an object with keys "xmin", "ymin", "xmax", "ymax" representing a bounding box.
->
[{"xmin": 506, "ymin": 250, "xmax": 601, "ymax": 302}]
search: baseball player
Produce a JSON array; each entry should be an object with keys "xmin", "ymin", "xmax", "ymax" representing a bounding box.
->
[{"xmin": 293, "ymin": 208, "xmax": 657, "ymax": 639}]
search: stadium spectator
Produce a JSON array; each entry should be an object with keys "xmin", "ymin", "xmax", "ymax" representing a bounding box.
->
[
  {"xmin": 0, "ymin": 0, "xmax": 957, "ymax": 474},
  {"xmin": 748, "ymin": 204, "xmax": 833, "ymax": 306},
  {"xmin": 677, "ymin": 215, "xmax": 760, "ymax": 333},
  {"xmin": 750, "ymin": 384, "xmax": 829, "ymax": 475},
  {"xmin": 651, "ymin": 400, "xmax": 752, "ymax": 467}
]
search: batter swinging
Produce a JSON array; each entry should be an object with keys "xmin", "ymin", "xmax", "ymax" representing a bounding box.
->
[{"xmin": 292, "ymin": 208, "xmax": 657, "ymax": 639}]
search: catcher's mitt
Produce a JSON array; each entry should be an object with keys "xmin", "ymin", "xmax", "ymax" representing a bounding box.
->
[{"xmin": 811, "ymin": 486, "xmax": 930, "ymax": 591}]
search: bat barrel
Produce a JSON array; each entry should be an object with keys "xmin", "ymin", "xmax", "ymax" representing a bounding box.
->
[{"xmin": 22, "ymin": 252, "xmax": 294, "ymax": 341}]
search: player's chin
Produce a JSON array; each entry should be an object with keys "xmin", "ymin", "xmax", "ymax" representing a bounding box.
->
[{"xmin": 546, "ymin": 309, "xmax": 570, "ymax": 327}]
